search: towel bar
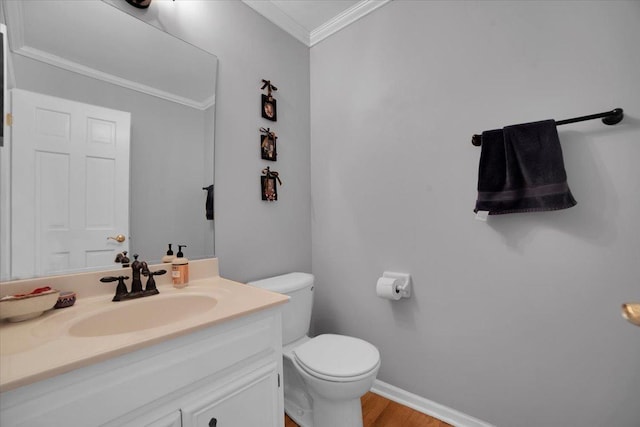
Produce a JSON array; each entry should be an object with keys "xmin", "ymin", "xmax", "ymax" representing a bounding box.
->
[{"xmin": 471, "ymin": 108, "xmax": 624, "ymax": 146}]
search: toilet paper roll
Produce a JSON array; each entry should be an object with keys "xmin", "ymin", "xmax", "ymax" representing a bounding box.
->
[{"xmin": 376, "ymin": 277, "xmax": 401, "ymax": 300}]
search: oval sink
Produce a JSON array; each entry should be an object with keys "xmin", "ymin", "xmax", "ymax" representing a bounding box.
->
[{"xmin": 68, "ymin": 294, "xmax": 217, "ymax": 337}]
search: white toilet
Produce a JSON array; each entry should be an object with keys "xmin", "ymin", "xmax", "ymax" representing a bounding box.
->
[{"xmin": 249, "ymin": 273, "xmax": 380, "ymax": 427}]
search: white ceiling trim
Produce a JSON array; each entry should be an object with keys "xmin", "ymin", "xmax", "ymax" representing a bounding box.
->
[
  {"xmin": 4, "ymin": 1, "xmax": 214, "ymax": 110},
  {"xmin": 12, "ymin": 45, "xmax": 215, "ymax": 110},
  {"xmin": 242, "ymin": 0, "xmax": 392, "ymax": 47},
  {"xmin": 310, "ymin": 0, "xmax": 391, "ymax": 46},
  {"xmin": 243, "ymin": 0, "xmax": 311, "ymax": 46}
]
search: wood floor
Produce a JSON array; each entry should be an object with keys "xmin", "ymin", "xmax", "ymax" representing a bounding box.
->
[{"xmin": 284, "ymin": 392, "xmax": 452, "ymax": 427}]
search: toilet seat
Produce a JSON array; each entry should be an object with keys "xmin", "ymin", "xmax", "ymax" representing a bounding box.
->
[{"xmin": 293, "ymin": 334, "xmax": 380, "ymax": 382}]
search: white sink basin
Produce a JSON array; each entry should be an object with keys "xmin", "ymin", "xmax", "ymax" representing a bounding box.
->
[{"xmin": 68, "ymin": 294, "xmax": 218, "ymax": 337}]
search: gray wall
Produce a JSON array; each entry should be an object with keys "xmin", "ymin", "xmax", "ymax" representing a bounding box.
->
[
  {"xmin": 128, "ymin": 0, "xmax": 312, "ymax": 282},
  {"xmin": 310, "ymin": 1, "xmax": 640, "ymax": 426},
  {"xmin": 207, "ymin": 2, "xmax": 311, "ymax": 282}
]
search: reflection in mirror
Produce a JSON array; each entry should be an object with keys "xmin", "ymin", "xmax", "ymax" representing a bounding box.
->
[{"xmin": 0, "ymin": 0, "xmax": 217, "ymax": 280}]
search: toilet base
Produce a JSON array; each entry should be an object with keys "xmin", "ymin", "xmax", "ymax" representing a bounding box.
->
[
  {"xmin": 310, "ymin": 395, "xmax": 363, "ymax": 427},
  {"xmin": 285, "ymin": 395, "xmax": 363, "ymax": 427},
  {"xmin": 285, "ymin": 397, "xmax": 313, "ymax": 427}
]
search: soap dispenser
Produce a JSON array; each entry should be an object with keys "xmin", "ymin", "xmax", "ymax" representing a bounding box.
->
[
  {"xmin": 172, "ymin": 245, "xmax": 189, "ymax": 288},
  {"xmin": 162, "ymin": 244, "xmax": 176, "ymax": 263}
]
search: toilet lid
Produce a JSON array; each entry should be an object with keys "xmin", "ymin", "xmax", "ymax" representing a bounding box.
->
[{"xmin": 293, "ymin": 334, "xmax": 380, "ymax": 379}]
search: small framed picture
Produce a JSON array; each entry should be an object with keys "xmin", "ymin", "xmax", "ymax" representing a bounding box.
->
[
  {"xmin": 261, "ymin": 175, "xmax": 278, "ymax": 201},
  {"xmin": 260, "ymin": 133, "xmax": 277, "ymax": 161},
  {"xmin": 261, "ymin": 94, "xmax": 277, "ymax": 121}
]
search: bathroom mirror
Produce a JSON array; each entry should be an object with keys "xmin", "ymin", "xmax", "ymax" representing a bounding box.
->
[{"xmin": 0, "ymin": 0, "xmax": 217, "ymax": 280}]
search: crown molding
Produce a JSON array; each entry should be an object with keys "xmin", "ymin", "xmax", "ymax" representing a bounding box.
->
[
  {"xmin": 13, "ymin": 46, "xmax": 215, "ymax": 110},
  {"xmin": 310, "ymin": 0, "xmax": 391, "ymax": 46},
  {"xmin": 242, "ymin": 0, "xmax": 310, "ymax": 46},
  {"xmin": 242, "ymin": 0, "xmax": 392, "ymax": 48},
  {"xmin": 3, "ymin": 1, "xmax": 213, "ymax": 110}
]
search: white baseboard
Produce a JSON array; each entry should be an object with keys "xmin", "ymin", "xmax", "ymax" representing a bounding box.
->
[{"xmin": 371, "ymin": 380, "xmax": 495, "ymax": 427}]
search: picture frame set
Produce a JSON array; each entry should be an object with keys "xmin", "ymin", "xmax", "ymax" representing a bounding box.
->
[{"xmin": 260, "ymin": 80, "xmax": 280, "ymax": 201}]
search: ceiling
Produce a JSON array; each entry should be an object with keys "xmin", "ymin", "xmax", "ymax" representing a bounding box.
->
[{"xmin": 242, "ymin": 0, "xmax": 392, "ymax": 47}]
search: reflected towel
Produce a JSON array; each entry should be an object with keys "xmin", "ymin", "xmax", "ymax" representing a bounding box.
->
[
  {"xmin": 204, "ymin": 185, "xmax": 214, "ymax": 220},
  {"xmin": 474, "ymin": 120, "xmax": 576, "ymax": 215}
]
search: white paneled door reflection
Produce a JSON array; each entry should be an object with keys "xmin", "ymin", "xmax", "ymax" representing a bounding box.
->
[{"xmin": 10, "ymin": 89, "xmax": 130, "ymax": 279}]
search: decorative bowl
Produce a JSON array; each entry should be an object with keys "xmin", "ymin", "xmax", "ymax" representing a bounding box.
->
[
  {"xmin": 0, "ymin": 289, "xmax": 60, "ymax": 322},
  {"xmin": 55, "ymin": 291, "xmax": 77, "ymax": 309}
]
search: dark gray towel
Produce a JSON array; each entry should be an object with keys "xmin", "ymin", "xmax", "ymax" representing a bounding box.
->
[
  {"xmin": 204, "ymin": 185, "xmax": 214, "ymax": 220},
  {"xmin": 474, "ymin": 120, "xmax": 576, "ymax": 215}
]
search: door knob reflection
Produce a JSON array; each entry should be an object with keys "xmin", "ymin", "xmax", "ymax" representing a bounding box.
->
[
  {"xmin": 107, "ymin": 234, "xmax": 126, "ymax": 243},
  {"xmin": 621, "ymin": 303, "xmax": 640, "ymax": 327}
]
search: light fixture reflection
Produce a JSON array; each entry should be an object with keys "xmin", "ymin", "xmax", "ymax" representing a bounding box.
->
[{"xmin": 125, "ymin": 0, "xmax": 152, "ymax": 9}]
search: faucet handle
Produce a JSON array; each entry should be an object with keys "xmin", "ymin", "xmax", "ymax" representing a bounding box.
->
[
  {"xmin": 143, "ymin": 269, "xmax": 166, "ymax": 294},
  {"xmin": 100, "ymin": 275, "xmax": 129, "ymax": 283},
  {"xmin": 101, "ymin": 275, "xmax": 130, "ymax": 301},
  {"xmin": 143, "ymin": 269, "xmax": 167, "ymax": 277}
]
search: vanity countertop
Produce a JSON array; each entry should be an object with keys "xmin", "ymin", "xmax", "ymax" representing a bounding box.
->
[{"xmin": 0, "ymin": 260, "xmax": 288, "ymax": 392}]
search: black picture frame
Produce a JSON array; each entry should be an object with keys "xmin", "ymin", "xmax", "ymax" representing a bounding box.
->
[
  {"xmin": 260, "ymin": 134, "xmax": 277, "ymax": 161},
  {"xmin": 261, "ymin": 94, "xmax": 277, "ymax": 122},
  {"xmin": 261, "ymin": 176, "xmax": 278, "ymax": 201}
]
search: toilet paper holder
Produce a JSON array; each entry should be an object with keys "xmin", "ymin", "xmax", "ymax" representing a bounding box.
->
[{"xmin": 381, "ymin": 271, "xmax": 411, "ymax": 298}]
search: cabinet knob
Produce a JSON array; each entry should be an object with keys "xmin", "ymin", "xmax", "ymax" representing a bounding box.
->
[{"xmin": 209, "ymin": 417, "xmax": 217, "ymax": 427}]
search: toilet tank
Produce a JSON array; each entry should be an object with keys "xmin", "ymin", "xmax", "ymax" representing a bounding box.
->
[{"xmin": 248, "ymin": 273, "xmax": 314, "ymax": 345}]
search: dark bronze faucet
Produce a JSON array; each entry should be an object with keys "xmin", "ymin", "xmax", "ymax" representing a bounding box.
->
[
  {"xmin": 101, "ymin": 254, "xmax": 166, "ymax": 301},
  {"xmin": 114, "ymin": 251, "xmax": 130, "ymax": 267}
]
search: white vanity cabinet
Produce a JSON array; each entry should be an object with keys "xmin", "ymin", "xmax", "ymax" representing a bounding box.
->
[{"xmin": 0, "ymin": 307, "xmax": 284, "ymax": 427}]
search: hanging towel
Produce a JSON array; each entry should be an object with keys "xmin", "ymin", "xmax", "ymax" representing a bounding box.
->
[
  {"xmin": 203, "ymin": 185, "xmax": 214, "ymax": 220},
  {"xmin": 474, "ymin": 120, "xmax": 576, "ymax": 215}
]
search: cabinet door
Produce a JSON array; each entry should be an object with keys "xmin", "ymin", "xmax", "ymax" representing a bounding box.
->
[{"xmin": 182, "ymin": 362, "xmax": 281, "ymax": 427}]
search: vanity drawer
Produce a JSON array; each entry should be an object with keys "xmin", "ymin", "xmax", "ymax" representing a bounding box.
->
[{"xmin": 181, "ymin": 360, "xmax": 280, "ymax": 427}]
